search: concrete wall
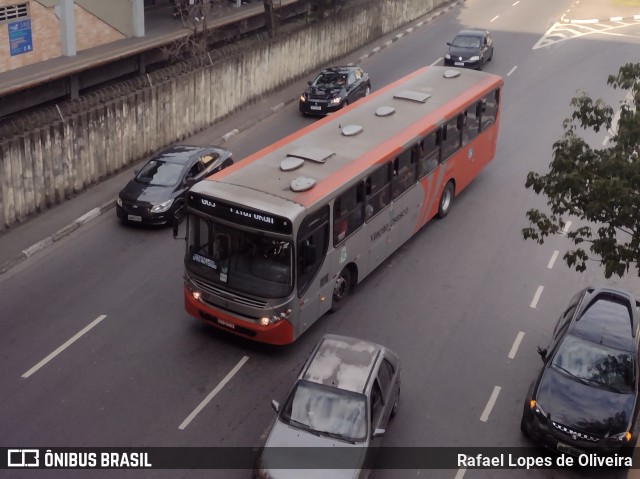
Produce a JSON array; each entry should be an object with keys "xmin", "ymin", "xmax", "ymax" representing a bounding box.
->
[
  {"xmin": 0, "ymin": 0, "xmax": 450, "ymax": 230},
  {"xmin": 0, "ymin": 0, "xmax": 124, "ymax": 72}
]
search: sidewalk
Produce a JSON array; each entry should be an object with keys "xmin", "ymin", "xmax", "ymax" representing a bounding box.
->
[
  {"xmin": 0, "ymin": 0, "xmax": 298, "ymax": 97},
  {"xmin": 561, "ymin": 0, "xmax": 640, "ymax": 23}
]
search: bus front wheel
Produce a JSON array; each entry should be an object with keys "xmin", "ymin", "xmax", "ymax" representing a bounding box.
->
[
  {"xmin": 331, "ymin": 267, "xmax": 352, "ymax": 312},
  {"xmin": 437, "ymin": 181, "xmax": 454, "ymax": 218}
]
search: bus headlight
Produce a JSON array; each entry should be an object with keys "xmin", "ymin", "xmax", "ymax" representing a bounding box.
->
[{"xmin": 260, "ymin": 309, "xmax": 293, "ymax": 326}]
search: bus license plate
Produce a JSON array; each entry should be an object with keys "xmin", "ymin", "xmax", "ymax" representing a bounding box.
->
[
  {"xmin": 128, "ymin": 215, "xmax": 142, "ymax": 222},
  {"xmin": 557, "ymin": 442, "xmax": 583, "ymax": 456},
  {"xmin": 310, "ymin": 105, "xmax": 322, "ymax": 111},
  {"xmin": 217, "ymin": 318, "xmax": 236, "ymax": 330},
  {"xmin": 454, "ymin": 62, "xmax": 464, "ymax": 66}
]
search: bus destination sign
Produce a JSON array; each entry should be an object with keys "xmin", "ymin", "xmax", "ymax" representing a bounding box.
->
[{"xmin": 189, "ymin": 193, "xmax": 292, "ymax": 234}]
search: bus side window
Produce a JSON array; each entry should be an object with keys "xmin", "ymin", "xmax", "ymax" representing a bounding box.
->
[
  {"xmin": 297, "ymin": 206, "xmax": 330, "ymax": 296},
  {"xmin": 480, "ymin": 89, "xmax": 499, "ymax": 130},
  {"xmin": 463, "ymin": 102, "xmax": 480, "ymax": 145},
  {"xmin": 417, "ymin": 130, "xmax": 440, "ymax": 178},
  {"xmin": 365, "ymin": 163, "xmax": 391, "ymax": 221},
  {"xmin": 442, "ymin": 116, "xmax": 462, "ymax": 161},
  {"xmin": 333, "ymin": 183, "xmax": 364, "ymax": 246},
  {"xmin": 392, "ymin": 149, "xmax": 415, "ymax": 199}
]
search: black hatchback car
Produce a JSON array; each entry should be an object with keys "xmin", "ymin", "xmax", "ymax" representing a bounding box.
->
[
  {"xmin": 521, "ymin": 287, "xmax": 640, "ymax": 457},
  {"xmin": 116, "ymin": 145, "xmax": 232, "ymax": 225},
  {"xmin": 444, "ymin": 29, "xmax": 494, "ymax": 70},
  {"xmin": 299, "ymin": 66, "xmax": 371, "ymax": 116}
]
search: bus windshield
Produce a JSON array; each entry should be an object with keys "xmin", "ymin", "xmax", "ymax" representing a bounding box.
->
[{"xmin": 186, "ymin": 214, "xmax": 293, "ymax": 298}]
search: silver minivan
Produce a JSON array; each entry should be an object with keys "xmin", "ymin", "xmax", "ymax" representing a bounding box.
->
[{"xmin": 254, "ymin": 334, "xmax": 401, "ymax": 478}]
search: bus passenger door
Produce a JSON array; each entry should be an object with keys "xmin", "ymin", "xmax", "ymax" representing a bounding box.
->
[{"xmin": 296, "ymin": 207, "xmax": 331, "ymax": 335}]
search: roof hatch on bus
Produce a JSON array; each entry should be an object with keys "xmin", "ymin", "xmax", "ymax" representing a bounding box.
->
[
  {"xmin": 287, "ymin": 147, "xmax": 335, "ymax": 164},
  {"xmin": 291, "ymin": 176, "xmax": 316, "ymax": 192},
  {"xmin": 393, "ymin": 90, "xmax": 431, "ymax": 103},
  {"xmin": 280, "ymin": 157, "xmax": 305, "ymax": 171},
  {"xmin": 375, "ymin": 106, "xmax": 396, "ymax": 117},
  {"xmin": 341, "ymin": 124, "xmax": 363, "ymax": 136},
  {"xmin": 443, "ymin": 69, "xmax": 461, "ymax": 78}
]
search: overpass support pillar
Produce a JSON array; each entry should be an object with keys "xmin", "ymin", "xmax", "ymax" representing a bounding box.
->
[
  {"xmin": 59, "ymin": 0, "xmax": 77, "ymax": 56},
  {"xmin": 132, "ymin": 0, "xmax": 145, "ymax": 38}
]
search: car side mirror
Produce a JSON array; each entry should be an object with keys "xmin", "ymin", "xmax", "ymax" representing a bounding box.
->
[
  {"xmin": 537, "ymin": 346, "xmax": 548, "ymax": 361},
  {"xmin": 307, "ymin": 80, "xmax": 312, "ymax": 85},
  {"xmin": 271, "ymin": 400, "xmax": 280, "ymax": 413},
  {"xmin": 372, "ymin": 428, "xmax": 385, "ymax": 438},
  {"xmin": 134, "ymin": 169, "xmax": 140, "ymax": 175},
  {"xmin": 446, "ymin": 42, "xmax": 452, "ymax": 46}
]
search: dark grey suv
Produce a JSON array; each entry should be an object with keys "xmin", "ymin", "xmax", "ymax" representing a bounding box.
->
[
  {"xmin": 521, "ymin": 286, "xmax": 640, "ymax": 458},
  {"xmin": 254, "ymin": 334, "xmax": 400, "ymax": 478}
]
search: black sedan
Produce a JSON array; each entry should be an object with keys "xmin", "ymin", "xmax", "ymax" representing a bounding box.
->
[
  {"xmin": 299, "ymin": 66, "xmax": 371, "ymax": 116},
  {"xmin": 444, "ymin": 29, "xmax": 493, "ymax": 70},
  {"xmin": 116, "ymin": 145, "xmax": 232, "ymax": 225},
  {"xmin": 521, "ymin": 286, "xmax": 640, "ymax": 459}
]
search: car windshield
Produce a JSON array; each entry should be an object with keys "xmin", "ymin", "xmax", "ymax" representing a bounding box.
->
[
  {"xmin": 280, "ymin": 380, "xmax": 367, "ymax": 442},
  {"xmin": 552, "ymin": 335, "xmax": 635, "ymax": 393},
  {"xmin": 452, "ymin": 35, "xmax": 481, "ymax": 48},
  {"xmin": 186, "ymin": 214, "xmax": 293, "ymax": 298},
  {"xmin": 312, "ymin": 73, "xmax": 347, "ymax": 88},
  {"xmin": 135, "ymin": 160, "xmax": 184, "ymax": 187}
]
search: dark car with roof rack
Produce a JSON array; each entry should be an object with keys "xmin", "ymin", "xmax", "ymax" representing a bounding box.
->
[
  {"xmin": 299, "ymin": 66, "xmax": 371, "ymax": 116},
  {"xmin": 254, "ymin": 334, "xmax": 400, "ymax": 478},
  {"xmin": 521, "ymin": 286, "xmax": 640, "ymax": 458}
]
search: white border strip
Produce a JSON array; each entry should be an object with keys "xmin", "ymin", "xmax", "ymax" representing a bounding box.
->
[{"xmin": 22, "ymin": 315, "xmax": 107, "ymax": 379}]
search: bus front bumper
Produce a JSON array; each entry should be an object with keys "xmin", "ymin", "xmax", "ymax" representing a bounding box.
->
[{"xmin": 184, "ymin": 287, "xmax": 295, "ymax": 345}]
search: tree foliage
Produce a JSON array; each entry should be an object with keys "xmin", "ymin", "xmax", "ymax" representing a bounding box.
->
[{"xmin": 523, "ymin": 63, "xmax": 640, "ymax": 278}]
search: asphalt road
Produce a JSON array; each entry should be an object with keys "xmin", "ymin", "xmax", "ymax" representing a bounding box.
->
[{"xmin": 2, "ymin": 0, "xmax": 640, "ymax": 478}]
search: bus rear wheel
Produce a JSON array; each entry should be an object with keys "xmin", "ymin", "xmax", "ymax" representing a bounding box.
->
[
  {"xmin": 331, "ymin": 267, "xmax": 352, "ymax": 312},
  {"xmin": 437, "ymin": 181, "xmax": 454, "ymax": 218}
]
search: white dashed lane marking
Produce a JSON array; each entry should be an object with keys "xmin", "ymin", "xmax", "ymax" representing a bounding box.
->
[
  {"xmin": 547, "ymin": 250, "xmax": 559, "ymax": 269},
  {"xmin": 480, "ymin": 386, "xmax": 502, "ymax": 422},
  {"xmin": 508, "ymin": 332, "xmax": 525, "ymax": 359},
  {"xmin": 530, "ymin": 285, "xmax": 544, "ymax": 309}
]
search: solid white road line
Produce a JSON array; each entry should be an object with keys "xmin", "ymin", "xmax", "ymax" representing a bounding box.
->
[
  {"xmin": 454, "ymin": 468, "xmax": 467, "ymax": 479},
  {"xmin": 179, "ymin": 355, "xmax": 249, "ymax": 430},
  {"xmin": 547, "ymin": 250, "xmax": 559, "ymax": 269},
  {"xmin": 530, "ymin": 285, "xmax": 544, "ymax": 309},
  {"xmin": 480, "ymin": 386, "xmax": 502, "ymax": 422},
  {"xmin": 22, "ymin": 315, "xmax": 107, "ymax": 379},
  {"xmin": 490, "ymin": 15, "xmax": 500, "ymax": 22},
  {"xmin": 507, "ymin": 65, "xmax": 518, "ymax": 76},
  {"xmin": 508, "ymin": 332, "xmax": 525, "ymax": 359},
  {"xmin": 563, "ymin": 221, "xmax": 572, "ymax": 234},
  {"xmin": 431, "ymin": 57, "xmax": 443, "ymax": 66}
]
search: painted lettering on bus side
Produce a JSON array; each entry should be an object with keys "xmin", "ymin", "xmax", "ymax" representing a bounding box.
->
[{"xmin": 369, "ymin": 207, "xmax": 410, "ymax": 243}]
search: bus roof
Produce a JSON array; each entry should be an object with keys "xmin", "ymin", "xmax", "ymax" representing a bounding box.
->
[{"xmin": 191, "ymin": 66, "xmax": 502, "ymax": 214}]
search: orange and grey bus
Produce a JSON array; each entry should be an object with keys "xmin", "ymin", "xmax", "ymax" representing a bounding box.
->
[{"xmin": 180, "ymin": 66, "xmax": 503, "ymax": 344}]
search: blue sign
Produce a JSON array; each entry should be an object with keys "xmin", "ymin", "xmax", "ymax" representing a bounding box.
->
[{"xmin": 8, "ymin": 19, "xmax": 33, "ymax": 57}]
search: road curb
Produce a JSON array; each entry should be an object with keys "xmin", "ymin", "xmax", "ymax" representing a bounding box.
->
[
  {"xmin": 0, "ymin": 0, "xmax": 463, "ymax": 276},
  {"xmin": 0, "ymin": 199, "xmax": 117, "ymax": 275}
]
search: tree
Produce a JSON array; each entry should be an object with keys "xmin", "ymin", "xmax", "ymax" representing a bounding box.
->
[
  {"xmin": 164, "ymin": 0, "xmax": 217, "ymax": 61},
  {"xmin": 522, "ymin": 63, "xmax": 640, "ymax": 278}
]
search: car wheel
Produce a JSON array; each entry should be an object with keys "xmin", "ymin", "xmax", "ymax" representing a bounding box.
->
[
  {"xmin": 489, "ymin": 48, "xmax": 494, "ymax": 61},
  {"xmin": 365, "ymin": 85, "xmax": 371, "ymax": 96},
  {"xmin": 390, "ymin": 390, "xmax": 400, "ymax": 419},
  {"xmin": 330, "ymin": 267, "xmax": 352, "ymax": 312},
  {"xmin": 342, "ymin": 99, "xmax": 349, "ymax": 109},
  {"xmin": 437, "ymin": 181, "xmax": 454, "ymax": 218}
]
